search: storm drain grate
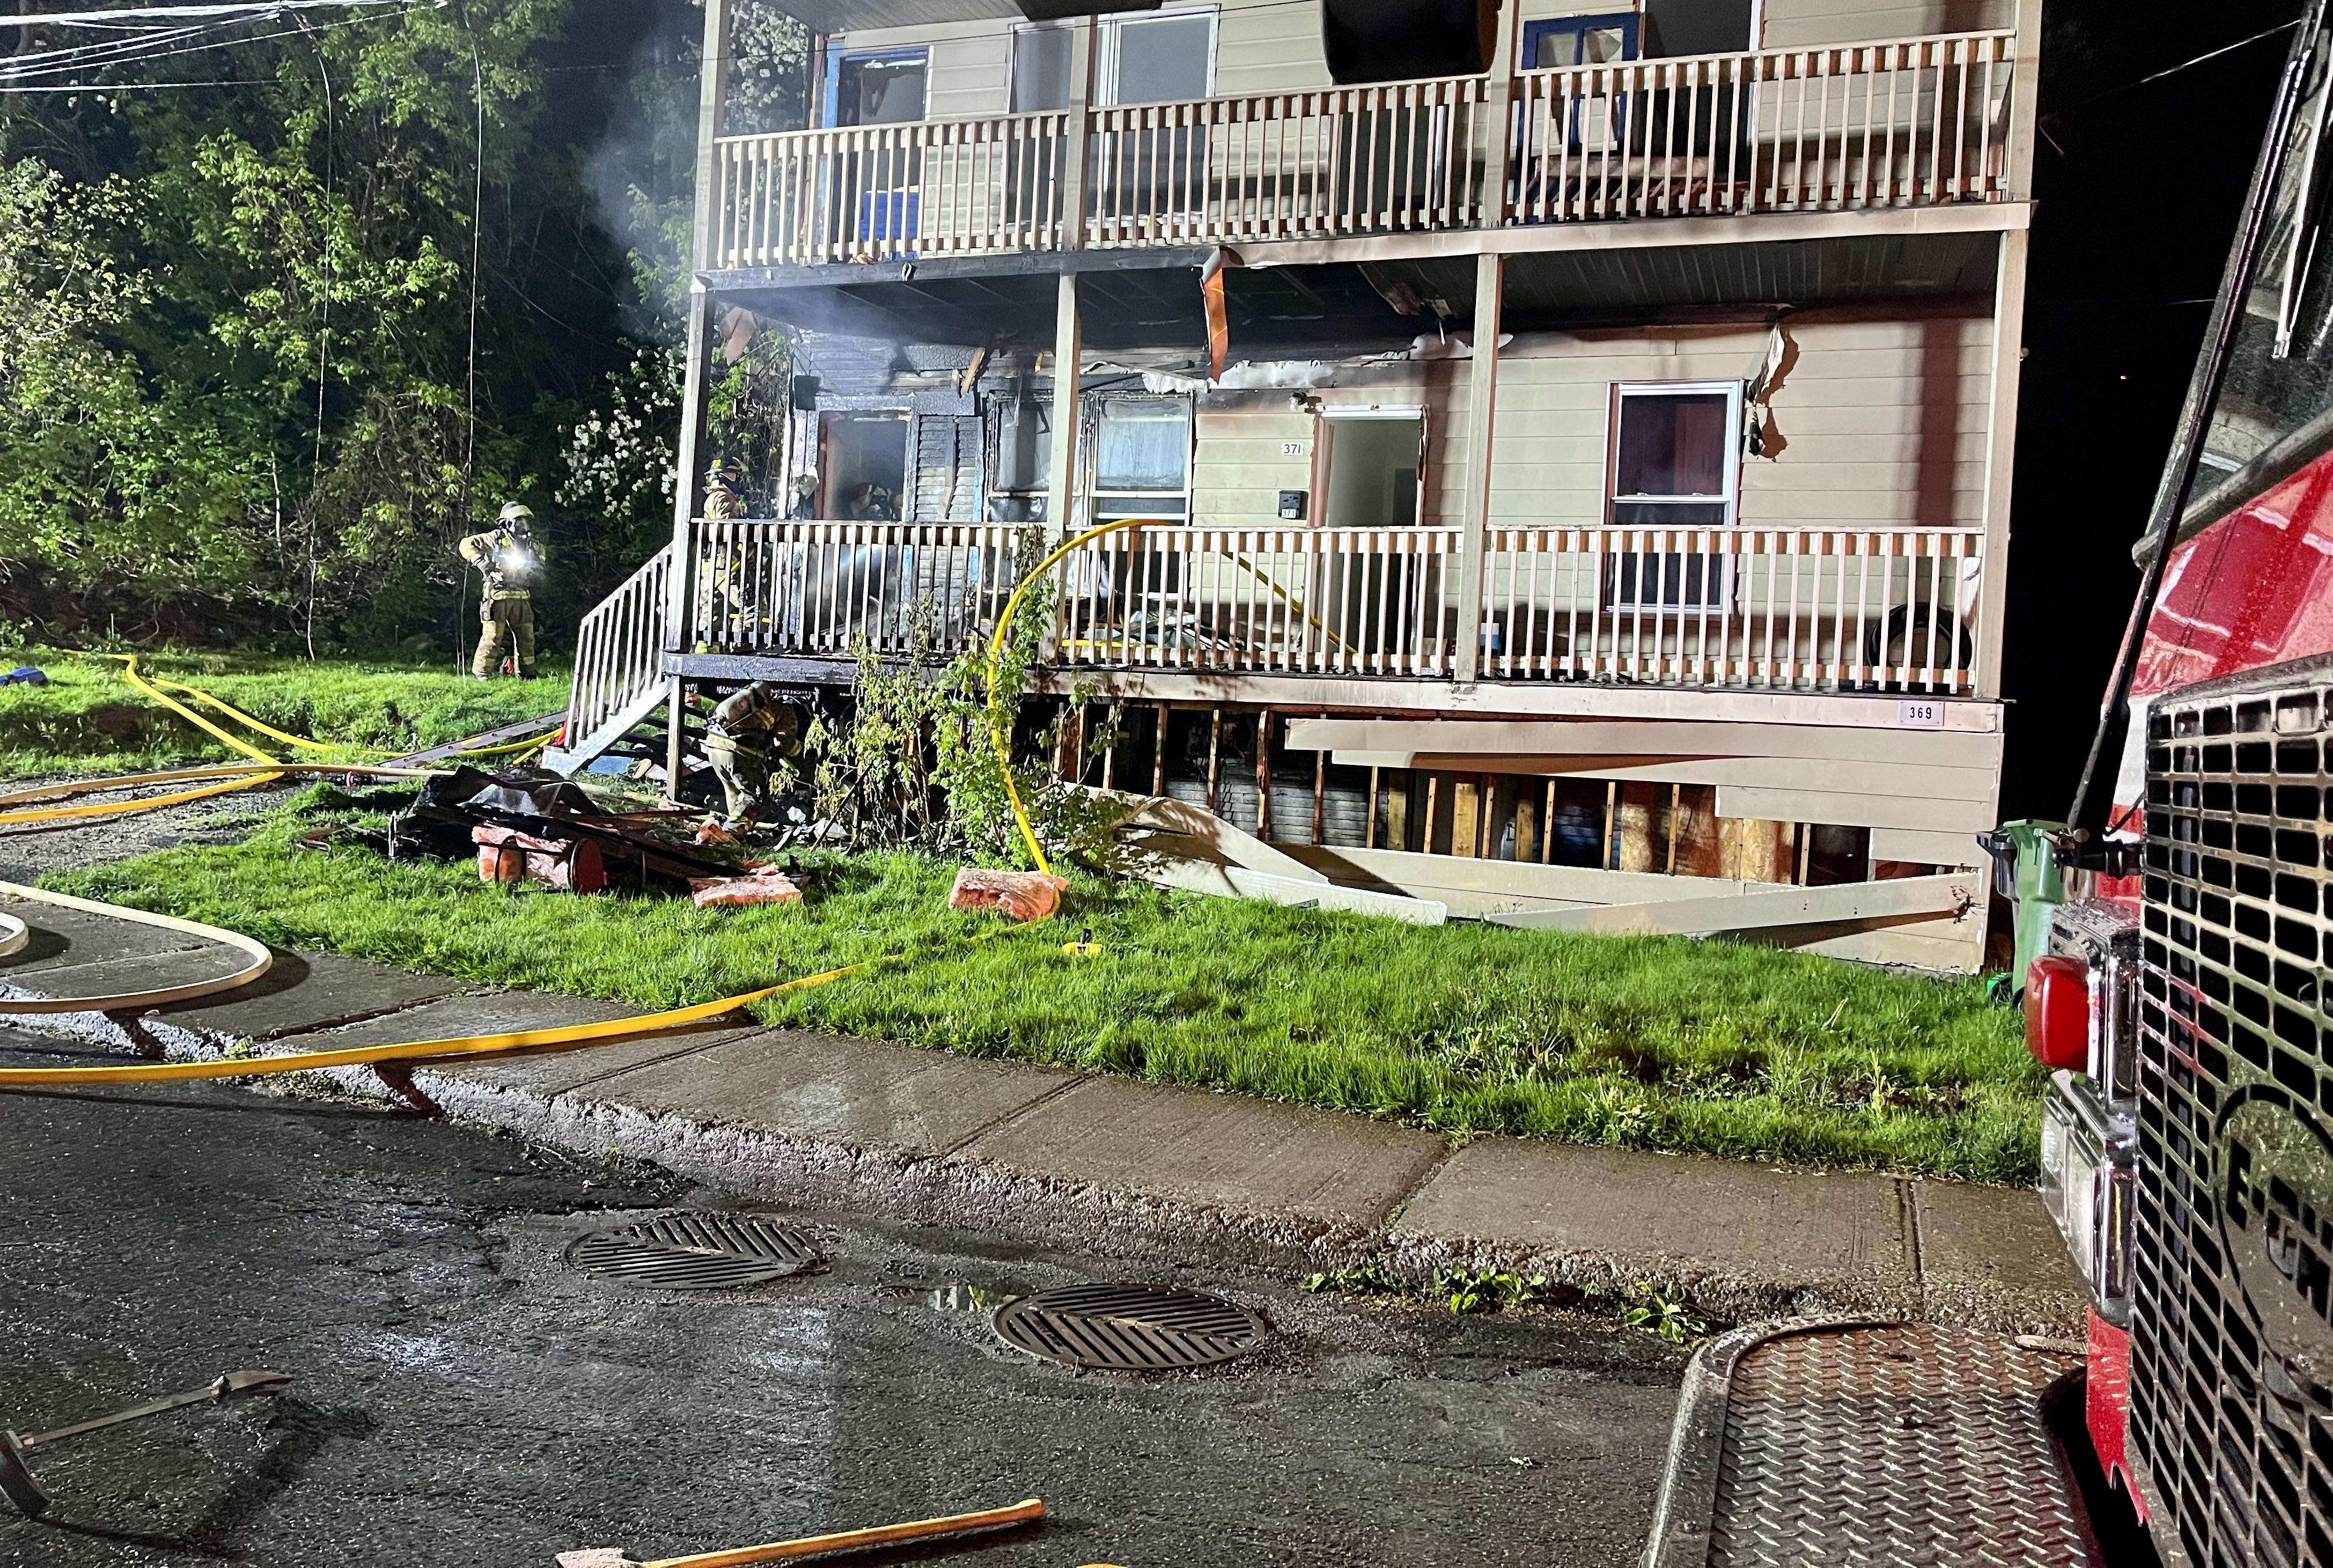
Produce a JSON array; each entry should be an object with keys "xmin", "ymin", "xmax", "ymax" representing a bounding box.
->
[
  {"xmin": 992, "ymin": 1284, "xmax": 1264, "ymax": 1371},
  {"xmin": 564, "ymin": 1213, "xmax": 823, "ymax": 1290}
]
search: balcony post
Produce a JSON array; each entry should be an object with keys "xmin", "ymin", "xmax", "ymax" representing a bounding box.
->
[
  {"xmin": 1454, "ymin": 251, "xmax": 1504, "ymax": 684},
  {"xmin": 1481, "ymin": 0, "xmax": 1521, "ymax": 224},
  {"xmin": 665, "ymin": 0, "xmax": 730, "ymax": 782},
  {"xmin": 2005, "ymin": 0, "xmax": 2042, "ymax": 202},
  {"xmin": 1973, "ymin": 228, "xmax": 2027, "ymax": 700},
  {"xmin": 1059, "ymin": 17, "xmax": 1096, "ymax": 251}
]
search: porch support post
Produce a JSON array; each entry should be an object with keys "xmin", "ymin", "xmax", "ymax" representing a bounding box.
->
[
  {"xmin": 1454, "ymin": 250, "xmax": 1504, "ymax": 684},
  {"xmin": 1973, "ymin": 227, "xmax": 2027, "ymax": 700},
  {"xmin": 1044, "ymin": 271, "xmax": 1084, "ymax": 542},
  {"xmin": 665, "ymin": 0, "xmax": 731, "ymax": 783}
]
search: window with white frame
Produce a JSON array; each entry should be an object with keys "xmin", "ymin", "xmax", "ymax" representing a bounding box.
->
[
  {"xmin": 1101, "ymin": 8, "xmax": 1216, "ymax": 105},
  {"xmin": 1089, "ymin": 396, "xmax": 1192, "ymax": 521},
  {"xmin": 1604, "ymin": 381, "xmax": 1742, "ymax": 612}
]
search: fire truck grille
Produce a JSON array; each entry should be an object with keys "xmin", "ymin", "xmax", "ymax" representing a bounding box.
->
[{"xmin": 2138, "ymin": 672, "xmax": 2333, "ymax": 1568}]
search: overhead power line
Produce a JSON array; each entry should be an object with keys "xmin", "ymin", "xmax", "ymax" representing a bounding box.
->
[{"xmin": 0, "ymin": 0, "xmax": 424, "ymax": 27}]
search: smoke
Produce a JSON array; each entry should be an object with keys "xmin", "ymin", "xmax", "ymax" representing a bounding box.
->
[{"xmin": 581, "ymin": 0, "xmax": 810, "ymax": 343}]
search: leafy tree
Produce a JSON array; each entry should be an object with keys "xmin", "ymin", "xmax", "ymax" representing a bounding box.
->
[{"xmin": 0, "ymin": 0, "xmax": 806, "ymax": 654}]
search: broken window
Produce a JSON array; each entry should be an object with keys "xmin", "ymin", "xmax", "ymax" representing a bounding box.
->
[
  {"xmin": 987, "ymin": 399, "xmax": 1052, "ymax": 524},
  {"xmin": 829, "ymin": 50, "xmax": 928, "ymax": 127},
  {"xmin": 1523, "ymin": 13, "xmax": 1638, "ymax": 69},
  {"xmin": 1604, "ymin": 381, "xmax": 1740, "ymax": 612}
]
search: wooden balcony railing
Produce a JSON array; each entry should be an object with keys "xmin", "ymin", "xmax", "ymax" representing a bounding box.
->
[
  {"xmin": 1085, "ymin": 78, "xmax": 1493, "ymax": 247},
  {"xmin": 678, "ymin": 520, "xmax": 1985, "ymax": 696},
  {"xmin": 1507, "ymin": 32, "xmax": 2016, "ymax": 223},
  {"xmin": 713, "ymin": 111, "xmax": 1072, "ymax": 267},
  {"xmin": 707, "ymin": 30, "xmax": 2021, "ymax": 270},
  {"xmin": 1053, "ymin": 525, "xmax": 1462, "ymax": 675},
  {"xmin": 690, "ymin": 518, "xmax": 1025, "ymax": 656},
  {"xmin": 1474, "ymin": 524, "xmax": 1985, "ymax": 693}
]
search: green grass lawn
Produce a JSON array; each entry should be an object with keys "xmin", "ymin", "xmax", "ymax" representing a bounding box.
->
[
  {"xmin": 45, "ymin": 789, "xmax": 2045, "ymax": 1183},
  {"xmin": 0, "ymin": 649, "xmax": 569, "ymax": 776}
]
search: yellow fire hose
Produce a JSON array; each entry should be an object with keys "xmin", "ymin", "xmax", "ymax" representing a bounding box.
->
[
  {"xmin": 0, "ymin": 764, "xmax": 442, "ymax": 828},
  {"xmin": 0, "ymin": 957, "xmax": 866, "ymax": 1088}
]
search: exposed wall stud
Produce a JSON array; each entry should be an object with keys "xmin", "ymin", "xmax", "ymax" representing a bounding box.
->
[
  {"xmin": 1205, "ymin": 706, "xmax": 1223, "ymax": 815},
  {"xmin": 1313, "ymin": 713, "xmax": 1328, "ymax": 846},
  {"xmin": 1256, "ymin": 709, "xmax": 1274, "ymax": 840}
]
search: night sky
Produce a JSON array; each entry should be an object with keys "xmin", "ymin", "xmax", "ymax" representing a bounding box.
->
[{"xmin": 2000, "ymin": 0, "xmax": 2305, "ymax": 818}]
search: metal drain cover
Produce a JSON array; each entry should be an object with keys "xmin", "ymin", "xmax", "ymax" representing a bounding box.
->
[
  {"xmin": 564, "ymin": 1213, "xmax": 822, "ymax": 1290},
  {"xmin": 992, "ymin": 1283, "xmax": 1264, "ymax": 1371}
]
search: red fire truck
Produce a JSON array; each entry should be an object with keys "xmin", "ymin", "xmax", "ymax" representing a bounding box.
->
[{"xmin": 2029, "ymin": 2, "xmax": 2333, "ymax": 1560}]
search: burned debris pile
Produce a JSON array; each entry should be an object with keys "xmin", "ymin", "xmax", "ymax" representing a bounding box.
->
[{"xmin": 306, "ymin": 766, "xmax": 798, "ymax": 906}]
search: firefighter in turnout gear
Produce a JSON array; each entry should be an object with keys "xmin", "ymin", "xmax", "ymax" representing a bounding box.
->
[
  {"xmin": 704, "ymin": 680, "xmax": 801, "ymax": 828},
  {"xmin": 460, "ymin": 502, "xmax": 543, "ymax": 679},
  {"xmin": 704, "ymin": 458, "xmax": 749, "ymax": 521}
]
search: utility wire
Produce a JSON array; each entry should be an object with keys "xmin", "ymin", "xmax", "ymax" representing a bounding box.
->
[
  {"xmin": 0, "ymin": 0, "xmax": 415, "ymax": 29},
  {"xmin": 0, "ymin": 6, "xmax": 421, "ymax": 83},
  {"xmin": 2058, "ymin": 19, "xmax": 2305, "ymax": 113}
]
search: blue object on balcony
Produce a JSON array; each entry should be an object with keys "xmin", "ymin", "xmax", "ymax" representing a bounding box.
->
[{"xmin": 859, "ymin": 189, "xmax": 920, "ymax": 251}]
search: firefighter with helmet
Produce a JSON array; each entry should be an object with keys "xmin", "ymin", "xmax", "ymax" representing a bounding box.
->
[
  {"xmin": 459, "ymin": 502, "xmax": 543, "ymax": 679},
  {"xmin": 704, "ymin": 680, "xmax": 800, "ymax": 829},
  {"xmin": 704, "ymin": 458, "xmax": 749, "ymax": 521}
]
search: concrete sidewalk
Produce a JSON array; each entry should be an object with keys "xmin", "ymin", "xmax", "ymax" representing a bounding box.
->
[{"xmin": 0, "ymin": 912, "xmax": 2082, "ymax": 1334}]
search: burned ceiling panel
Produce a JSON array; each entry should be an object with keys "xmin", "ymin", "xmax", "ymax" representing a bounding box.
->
[
  {"xmin": 1362, "ymin": 229, "xmax": 2001, "ymax": 331},
  {"xmin": 713, "ymin": 255, "xmax": 1424, "ymax": 356}
]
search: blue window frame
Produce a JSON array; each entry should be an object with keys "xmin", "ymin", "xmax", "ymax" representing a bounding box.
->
[{"xmin": 1522, "ymin": 12, "xmax": 1640, "ymax": 70}]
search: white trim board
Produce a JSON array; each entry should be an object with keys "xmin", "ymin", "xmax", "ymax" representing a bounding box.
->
[
  {"xmin": 1485, "ymin": 872, "xmax": 1978, "ymax": 936},
  {"xmin": 1286, "ymin": 717, "xmax": 2006, "ymax": 766},
  {"xmin": 1713, "ymin": 785, "xmax": 1995, "ymax": 834}
]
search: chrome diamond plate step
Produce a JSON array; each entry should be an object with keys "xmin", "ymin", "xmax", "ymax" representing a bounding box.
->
[{"xmin": 1642, "ymin": 1320, "xmax": 2094, "ymax": 1568}]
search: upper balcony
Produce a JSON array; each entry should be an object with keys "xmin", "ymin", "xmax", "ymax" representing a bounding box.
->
[{"xmin": 709, "ymin": 28, "xmax": 2025, "ymax": 277}]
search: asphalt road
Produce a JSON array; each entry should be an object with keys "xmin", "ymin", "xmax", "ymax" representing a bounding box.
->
[{"xmin": 0, "ymin": 1026, "xmax": 1685, "ymax": 1568}]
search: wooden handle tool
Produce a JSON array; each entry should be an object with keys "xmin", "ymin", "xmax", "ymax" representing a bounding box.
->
[{"xmin": 557, "ymin": 1497, "xmax": 1047, "ymax": 1568}]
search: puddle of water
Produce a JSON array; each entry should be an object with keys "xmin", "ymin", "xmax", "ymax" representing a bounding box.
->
[{"xmin": 877, "ymin": 1280, "xmax": 1024, "ymax": 1313}]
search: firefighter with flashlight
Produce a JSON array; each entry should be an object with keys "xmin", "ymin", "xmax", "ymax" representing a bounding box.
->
[{"xmin": 459, "ymin": 502, "xmax": 543, "ymax": 679}]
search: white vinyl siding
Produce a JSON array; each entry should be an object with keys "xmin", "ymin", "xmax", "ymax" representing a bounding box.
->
[
  {"xmin": 1178, "ymin": 316, "xmax": 1992, "ymax": 535},
  {"xmin": 1191, "ymin": 404, "xmax": 1316, "ymax": 524},
  {"xmin": 1756, "ymin": 0, "xmax": 2016, "ymax": 49}
]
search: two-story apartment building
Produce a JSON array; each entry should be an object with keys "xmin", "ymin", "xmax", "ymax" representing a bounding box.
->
[{"xmin": 547, "ymin": 0, "xmax": 2038, "ymax": 973}]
